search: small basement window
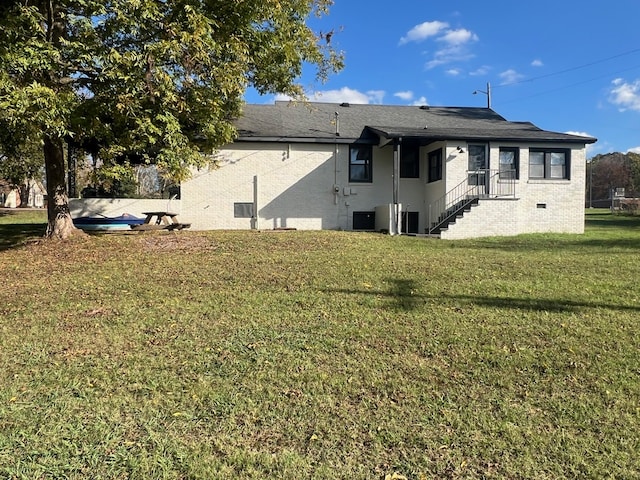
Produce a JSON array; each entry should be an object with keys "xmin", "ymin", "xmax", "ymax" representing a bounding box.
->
[{"xmin": 234, "ymin": 202, "xmax": 254, "ymax": 218}]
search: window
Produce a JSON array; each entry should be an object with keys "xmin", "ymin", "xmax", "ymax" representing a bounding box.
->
[
  {"xmin": 550, "ymin": 152, "xmax": 567, "ymax": 178},
  {"xmin": 529, "ymin": 149, "xmax": 570, "ymax": 179},
  {"xmin": 529, "ymin": 151, "xmax": 545, "ymax": 178},
  {"xmin": 427, "ymin": 149, "xmax": 442, "ymax": 183},
  {"xmin": 499, "ymin": 148, "xmax": 519, "ymax": 179},
  {"xmin": 400, "ymin": 144, "xmax": 420, "ymax": 178},
  {"xmin": 349, "ymin": 145, "xmax": 372, "ymax": 182}
]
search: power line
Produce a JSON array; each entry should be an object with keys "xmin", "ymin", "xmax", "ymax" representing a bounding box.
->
[
  {"xmin": 493, "ymin": 47, "xmax": 640, "ymax": 89},
  {"xmin": 494, "ymin": 62, "xmax": 640, "ymax": 107}
]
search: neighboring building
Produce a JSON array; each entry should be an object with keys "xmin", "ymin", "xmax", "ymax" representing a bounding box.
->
[
  {"xmin": 180, "ymin": 101, "xmax": 596, "ymax": 239},
  {"xmin": 0, "ymin": 179, "xmax": 45, "ymax": 208}
]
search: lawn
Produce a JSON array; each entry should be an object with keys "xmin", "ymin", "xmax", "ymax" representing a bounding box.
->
[{"xmin": 0, "ymin": 209, "xmax": 639, "ymax": 479}]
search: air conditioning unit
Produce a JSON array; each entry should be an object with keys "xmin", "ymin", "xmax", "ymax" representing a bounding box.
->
[{"xmin": 375, "ymin": 203, "xmax": 402, "ymax": 234}]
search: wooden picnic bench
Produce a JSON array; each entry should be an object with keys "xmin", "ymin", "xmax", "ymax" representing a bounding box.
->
[{"xmin": 130, "ymin": 211, "xmax": 191, "ymax": 231}]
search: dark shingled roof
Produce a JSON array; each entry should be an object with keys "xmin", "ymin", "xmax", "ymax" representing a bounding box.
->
[{"xmin": 234, "ymin": 101, "xmax": 597, "ymax": 145}]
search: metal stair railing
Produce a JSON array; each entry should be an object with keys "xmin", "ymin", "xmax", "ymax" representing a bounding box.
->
[{"xmin": 428, "ymin": 169, "xmax": 515, "ymax": 234}]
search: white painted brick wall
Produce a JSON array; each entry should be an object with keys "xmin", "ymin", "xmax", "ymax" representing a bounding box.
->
[
  {"xmin": 440, "ymin": 199, "xmax": 520, "ymax": 240},
  {"xmin": 180, "ymin": 140, "xmax": 587, "ymax": 239},
  {"xmin": 441, "ymin": 144, "xmax": 586, "ymax": 239},
  {"xmin": 182, "ymin": 143, "xmax": 343, "ymax": 230}
]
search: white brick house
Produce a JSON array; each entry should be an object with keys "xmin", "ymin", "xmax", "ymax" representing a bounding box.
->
[{"xmin": 180, "ymin": 101, "xmax": 596, "ymax": 239}]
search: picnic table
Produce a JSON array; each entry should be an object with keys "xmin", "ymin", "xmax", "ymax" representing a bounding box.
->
[{"xmin": 130, "ymin": 211, "xmax": 191, "ymax": 231}]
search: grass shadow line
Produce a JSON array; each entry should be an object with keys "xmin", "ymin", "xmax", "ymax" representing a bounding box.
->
[{"xmin": 323, "ymin": 285, "xmax": 640, "ymax": 314}]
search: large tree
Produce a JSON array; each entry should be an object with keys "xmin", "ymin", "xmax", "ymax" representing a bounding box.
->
[
  {"xmin": 0, "ymin": 0, "xmax": 342, "ymax": 238},
  {"xmin": 588, "ymin": 152, "xmax": 640, "ymax": 202}
]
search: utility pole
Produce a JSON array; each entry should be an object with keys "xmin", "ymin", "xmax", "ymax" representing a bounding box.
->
[
  {"xmin": 473, "ymin": 82, "xmax": 492, "ymax": 108},
  {"xmin": 589, "ymin": 159, "xmax": 593, "ymax": 208}
]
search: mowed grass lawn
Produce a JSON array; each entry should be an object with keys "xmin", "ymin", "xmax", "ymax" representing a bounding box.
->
[{"xmin": 0, "ymin": 209, "xmax": 638, "ymax": 479}]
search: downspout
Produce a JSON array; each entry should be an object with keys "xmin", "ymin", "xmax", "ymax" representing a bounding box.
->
[
  {"xmin": 334, "ymin": 111, "xmax": 339, "ymax": 206},
  {"xmin": 333, "ymin": 111, "xmax": 341, "ymax": 229},
  {"xmin": 252, "ymin": 175, "xmax": 258, "ymax": 230},
  {"xmin": 392, "ymin": 138, "xmax": 401, "ymax": 235}
]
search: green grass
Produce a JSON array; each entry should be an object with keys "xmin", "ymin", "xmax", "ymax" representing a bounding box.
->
[
  {"xmin": 0, "ymin": 209, "xmax": 48, "ymax": 250},
  {"xmin": 0, "ymin": 209, "xmax": 639, "ymax": 479}
]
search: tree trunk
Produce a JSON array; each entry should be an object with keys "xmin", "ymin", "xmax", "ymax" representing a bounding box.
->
[
  {"xmin": 44, "ymin": 135, "xmax": 77, "ymax": 239},
  {"xmin": 19, "ymin": 180, "xmax": 30, "ymax": 207}
]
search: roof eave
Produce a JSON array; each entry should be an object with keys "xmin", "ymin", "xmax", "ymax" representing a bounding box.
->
[
  {"xmin": 367, "ymin": 127, "xmax": 597, "ymax": 145},
  {"xmin": 236, "ymin": 136, "xmax": 361, "ymax": 144},
  {"xmin": 236, "ymin": 132, "xmax": 598, "ymax": 145}
]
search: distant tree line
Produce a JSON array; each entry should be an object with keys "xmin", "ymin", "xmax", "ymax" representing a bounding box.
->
[
  {"xmin": 587, "ymin": 152, "xmax": 640, "ymax": 204},
  {"xmin": 0, "ymin": 136, "xmax": 44, "ymax": 206},
  {"xmin": 1, "ymin": 149, "xmax": 179, "ymax": 202}
]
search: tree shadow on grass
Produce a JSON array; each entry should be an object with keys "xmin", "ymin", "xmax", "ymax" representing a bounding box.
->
[
  {"xmin": 586, "ymin": 212, "xmax": 640, "ymax": 229},
  {"xmin": 387, "ymin": 278, "xmax": 421, "ymax": 311},
  {"xmin": 0, "ymin": 223, "xmax": 46, "ymax": 251},
  {"xmin": 326, "ymin": 279, "xmax": 640, "ymax": 313}
]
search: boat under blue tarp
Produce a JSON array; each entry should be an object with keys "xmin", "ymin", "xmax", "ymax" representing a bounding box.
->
[{"xmin": 73, "ymin": 213, "xmax": 145, "ymax": 231}]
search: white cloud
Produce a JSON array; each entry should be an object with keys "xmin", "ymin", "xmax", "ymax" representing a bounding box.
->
[
  {"xmin": 531, "ymin": 59, "xmax": 544, "ymax": 67},
  {"xmin": 274, "ymin": 93, "xmax": 293, "ymax": 102},
  {"xmin": 411, "ymin": 96, "xmax": 429, "ymax": 106},
  {"xmin": 627, "ymin": 146, "xmax": 640, "ymax": 153},
  {"xmin": 438, "ymin": 28, "xmax": 478, "ymax": 46},
  {"xmin": 499, "ymin": 69, "xmax": 525, "ymax": 85},
  {"xmin": 608, "ymin": 78, "xmax": 640, "ymax": 111},
  {"xmin": 424, "ymin": 58, "xmax": 447, "ymax": 70},
  {"xmin": 366, "ymin": 90, "xmax": 386, "ymax": 104},
  {"xmin": 446, "ymin": 68, "xmax": 462, "ymax": 76},
  {"xmin": 400, "ymin": 20, "xmax": 479, "ymax": 70},
  {"xmin": 279, "ymin": 87, "xmax": 385, "ymax": 104},
  {"xmin": 392, "ymin": 91, "xmax": 428, "ymax": 106},
  {"xmin": 274, "ymin": 87, "xmax": 385, "ymax": 104},
  {"xmin": 394, "ymin": 90, "xmax": 414, "ymax": 101},
  {"xmin": 470, "ymin": 66, "xmax": 490, "ymax": 76},
  {"xmin": 566, "ymin": 131, "xmax": 596, "ymax": 156},
  {"xmin": 565, "ymin": 130, "xmax": 592, "ymax": 138},
  {"xmin": 426, "ymin": 29, "xmax": 478, "ymax": 70},
  {"xmin": 399, "ymin": 21, "xmax": 449, "ymax": 45},
  {"xmin": 426, "ymin": 46, "xmax": 475, "ymax": 70}
]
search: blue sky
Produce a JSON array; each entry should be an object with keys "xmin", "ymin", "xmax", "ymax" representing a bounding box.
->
[{"xmin": 244, "ymin": 1, "xmax": 640, "ymax": 158}]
